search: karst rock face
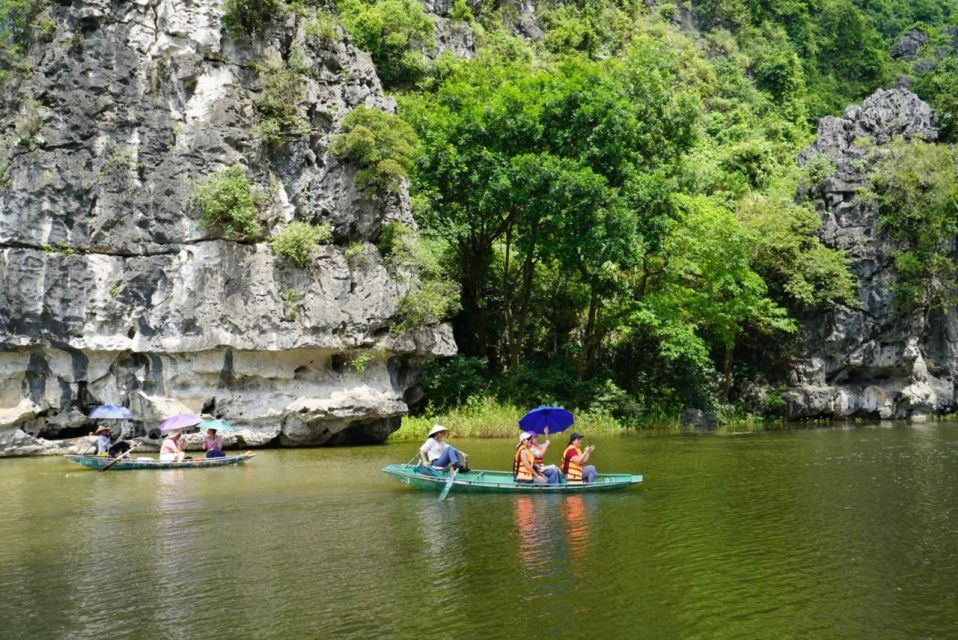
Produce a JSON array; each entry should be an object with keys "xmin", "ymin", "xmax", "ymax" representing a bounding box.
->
[
  {"xmin": 784, "ymin": 88, "xmax": 951, "ymax": 420},
  {"xmin": 0, "ymin": 0, "xmax": 454, "ymax": 455}
]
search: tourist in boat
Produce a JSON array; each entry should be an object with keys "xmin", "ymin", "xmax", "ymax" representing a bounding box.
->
[
  {"xmin": 202, "ymin": 427, "xmax": 225, "ymax": 459},
  {"xmin": 159, "ymin": 431, "xmax": 187, "ymax": 462},
  {"xmin": 528, "ymin": 432, "xmax": 561, "ymax": 484},
  {"xmin": 514, "ymin": 432, "xmax": 548, "ymax": 484},
  {"xmin": 561, "ymin": 432, "xmax": 597, "ymax": 483},
  {"xmin": 418, "ymin": 424, "xmax": 467, "ymax": 471}
]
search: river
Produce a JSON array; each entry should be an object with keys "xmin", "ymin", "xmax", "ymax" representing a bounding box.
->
[{"xmin": 1, "ymin": 423, "xmax": 956, "ymax": 639}]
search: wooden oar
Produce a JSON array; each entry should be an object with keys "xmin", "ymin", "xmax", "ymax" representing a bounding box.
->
[
  {"xmin": 98, "ymin": 442, "xmax": 138, "ymax": 472},
  {"xmin": 438, "ymin": 467, "xmax": 457, "ymax": 501}
]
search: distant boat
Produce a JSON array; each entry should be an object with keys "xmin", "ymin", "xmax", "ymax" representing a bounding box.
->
[
  {"xmin": 65, "ymin": 453, "xmax": 255, "ymax": 470},
  {"xmin": 383, "ymin": 463, "xmax": 643, "ymax": 494}
]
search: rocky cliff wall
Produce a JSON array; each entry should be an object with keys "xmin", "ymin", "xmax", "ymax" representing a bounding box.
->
[
  {"xmin": 0, "ymin": 0, "xmax": 454, "ymax": 455},
  {"xmin": 784, "ymin": 88, "xmax": 952, "ymax": 419}
]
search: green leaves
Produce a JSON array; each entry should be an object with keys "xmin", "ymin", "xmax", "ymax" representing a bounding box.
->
[
  {"xmin": 193, "ymin": 164, "xmax": 265, "ymax": 238},
  {"xmin": 336, "ymin": 0, "xmax": 434, "ymax": 88},
  {"xmin": 867, "ymin": 139, "xmax": 958, "ymax": 310},
  {"xmin": 271, "ymin": 221, "xmax": 333, "ymax": 267},
  {"xmin": 330, "ymin": 105, "xmax": 417, "ymax": 196}
]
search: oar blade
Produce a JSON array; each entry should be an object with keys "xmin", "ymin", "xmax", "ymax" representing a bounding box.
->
[{"xmin": 438, "ymin": 468, "xmax": 457, "ymax": 501}]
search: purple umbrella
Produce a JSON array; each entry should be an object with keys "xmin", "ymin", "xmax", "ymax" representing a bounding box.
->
[
  {"xmin": 159, "ymin": 413, "xmax": 202, "ymax": 432},
  {"xmin": 518, "ymin": 405, "xmax": 574, "ymax": 435}
]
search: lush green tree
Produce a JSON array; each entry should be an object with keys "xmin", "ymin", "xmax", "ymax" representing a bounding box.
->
[{"xmin": 654, "ymin": 194, "xmax": 796, "ymax": 397}]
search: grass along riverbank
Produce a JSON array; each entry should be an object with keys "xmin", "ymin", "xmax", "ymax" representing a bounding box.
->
[
  {"xmin": 389, "ymin": 398, "xmax": 661, "ymax": 442},
  {"xmin": 388, "ymin": 398, "xmax": 794, "ymax": 442}
]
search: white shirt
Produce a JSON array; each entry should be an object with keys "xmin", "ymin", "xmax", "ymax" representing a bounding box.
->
[{"xmin": 419, "ymin": 437, "xmax": 449, "ymax": 462}]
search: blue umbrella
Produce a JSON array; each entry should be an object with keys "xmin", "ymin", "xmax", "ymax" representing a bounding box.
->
[
  {"xmin": 199, "ymin": 419, "xmax": 235, "ymax": 433},
  {"xmin": 89, "ymin": 404, "xmax": 133, "ymax": 420},
  {"xmin": 518, "ymin": 405, "xmax": 574, "ymax": 435},
  {"xmin": 159, "ymin": 413, "xmax": 202, "ymax": 432}
]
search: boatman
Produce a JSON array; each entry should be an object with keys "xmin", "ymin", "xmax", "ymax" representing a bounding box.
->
[
  {"xmin": 419, "ymin": 424, "xmax": 468, "ymax": 471},
  {"xmin": 561, "ymin": 432, "xmax": 597, "ymax": 483}
]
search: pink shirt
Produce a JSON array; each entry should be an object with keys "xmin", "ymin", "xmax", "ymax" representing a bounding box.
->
[
  {"xmin": 160, "ymin": 436, "xmax": 182, "ymax": 459},
  {"xmin": 203, "ymin": 436, "xmax": 223, "ymax": 451}
]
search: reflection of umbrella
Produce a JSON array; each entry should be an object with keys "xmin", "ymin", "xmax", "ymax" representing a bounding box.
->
[
  {"xmin": 89, "ymin": 404, "xmax": 133, "ymax": 420},
  {"xmin": 159, "ymin": 413, "xmax": 202, "ymax": 431},
  {"xmin": 199, "ymin": 419, "xmax": 235, "ymax": 433},
  {"xmin": 518, "ymin": 406, "xmax": 574, "ymax": 435}
]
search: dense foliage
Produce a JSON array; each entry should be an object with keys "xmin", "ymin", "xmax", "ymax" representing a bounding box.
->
[
  {"xmin": 315, "ymin": 0, "xmax": 958, "ymax": 422},
  {"xmin": 865, "ymin": 140, "xmax": 958, "ymax": 311}
]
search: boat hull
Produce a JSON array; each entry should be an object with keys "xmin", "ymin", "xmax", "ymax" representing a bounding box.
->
[
  {"xmin": 65, "ymin": 453, "xmax": 255, "ymax": 470},
  {"xmin": 383, "ymin": 464, "xmax": 642, "ymax": 494}
]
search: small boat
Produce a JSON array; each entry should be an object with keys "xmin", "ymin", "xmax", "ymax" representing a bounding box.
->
[
  {"xmin": 383, "ymin": 463, "xmax": 642, "ymax": 494},
  {"xmin": 65, "ymin": 453, "xmax": 255, "ymax": 470}
]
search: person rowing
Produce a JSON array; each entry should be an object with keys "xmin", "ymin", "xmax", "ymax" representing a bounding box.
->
[{"xmin": 418, "ymin": 424, "xmax": 468, "ymax": 472}]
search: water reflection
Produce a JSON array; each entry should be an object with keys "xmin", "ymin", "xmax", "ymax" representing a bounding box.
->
[{"xmin": 513, "ymin": 495, "xmax": 595, "ymax": 581}]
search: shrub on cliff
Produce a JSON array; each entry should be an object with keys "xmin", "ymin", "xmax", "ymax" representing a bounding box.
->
[
  {"xmin": 330, "ymin": 105, "xmax": 416, "ymax": 196},
  {"xmin": 271, "ymin": 221, "xmax": 333, "ymax": 267},
  {"xmin": 378, "ymin": 222, "xmax": 460, "ymax": 333},
  {"xmin": 0, "ymin": 0, "xmax": 46, "ymax": 84},
  {"xmin": 336, "ymin": 0, "xmax": 434, "ymax": 88},
  {"xmin": 223, "ymin": 0, "xmax": 281, "ymax": 38},
  {"xmin": 865, "ymin": 139, "xmax": 958, "ymax": 311},
  {"xmin": 253, "ymin": 58, "xmax": 309, "ymax": 147},
  {"xmin": 193, "ymin": 164, "xmax": 265, "ymax": 237}
]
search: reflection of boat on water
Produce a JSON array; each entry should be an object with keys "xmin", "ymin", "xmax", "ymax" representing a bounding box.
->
[
  {"xmin": 65, "ymin": 453, "xmax": 255, "ymax": 470},
  {"xmin": 383, "ymin": 464, "xmax": 642, "ymax": 494}
]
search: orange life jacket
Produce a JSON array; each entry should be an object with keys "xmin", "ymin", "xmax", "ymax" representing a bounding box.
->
[
  {"xmin": 530, "ymin": 444, "xmax": 544, "ymax": 466},
  {"xmin": 513, "ymin": 445, "xmax": 534, "ymax": 481},
  {"xmin": 562, "ymin": 444, "xmax": 583, "ymax": 481}
]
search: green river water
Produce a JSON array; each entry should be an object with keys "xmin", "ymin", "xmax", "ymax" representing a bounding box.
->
[{"xmin": 1, "ymin": 423, "xmax": 957, "ymax": 639}]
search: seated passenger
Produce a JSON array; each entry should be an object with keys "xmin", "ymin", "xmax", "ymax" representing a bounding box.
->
[
  {"xmin": 159, "ymin": 431, "xmax": 187, "ymax": 462},
  {"xmin": 561, "ymin": 432, "xmax": 597, "ymax": 483},
  {"xmin": 514, "ymin": 431, "xmax": 548, "ymax": 484},
  {"xmin": 528, "ymin": 432, "xmax": 561, "ymax": 484},
  {"xmin": 202, "ymin": 428, "xmax": 225, "ymax": 459}
]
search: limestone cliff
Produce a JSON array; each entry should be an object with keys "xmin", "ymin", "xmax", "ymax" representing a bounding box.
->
[
  {"xmin": 0, "ymin": 0, "xmax": 454, "ymax": 455},
  {"xmin": 784, "ymin": 88, "xmax": 948, "ymax": 419}
]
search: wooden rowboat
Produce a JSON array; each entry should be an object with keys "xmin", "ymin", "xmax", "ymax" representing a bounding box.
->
[
  {"xmin": 383, "ymin": 463, "xmax": 642, "ymax": 494},
  {"xmin": 65, "ymin": 453, "xmax": 255, "ymax": 470}
]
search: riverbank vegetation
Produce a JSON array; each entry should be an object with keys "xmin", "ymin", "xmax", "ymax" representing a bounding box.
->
[{"xmin": 345, "ymin": 0, "xmax": 958, "ymax": 429}]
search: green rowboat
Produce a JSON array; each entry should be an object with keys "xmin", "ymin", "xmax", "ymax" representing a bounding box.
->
[
  {"xmin": 383, "ymin": 463, "xmax": 642, "ymax": 494},
  {"xmin": 66, "ymin": 453, "xmax": 255, "ymax": 470}
]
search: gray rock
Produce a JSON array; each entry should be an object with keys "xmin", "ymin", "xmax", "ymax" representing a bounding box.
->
[
  {"xmin": 890, "ymin": 29, "xmax": 928, "ymax": 60},
  {"xmin": 786, "ymin": 88, "xmax": 956, "ymax": 420},
  {"xmin": 0, "ymin": 0, "xmax": 454, "ymax": 455}
]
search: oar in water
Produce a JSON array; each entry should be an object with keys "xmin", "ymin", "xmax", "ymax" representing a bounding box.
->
[
  {"xmin": 98, "ymin": 442, "xmax": 138, "ymax": 472},
  {"xmin": 438, "ymin": 467, "xmax": 458, "ymax": 501}
]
